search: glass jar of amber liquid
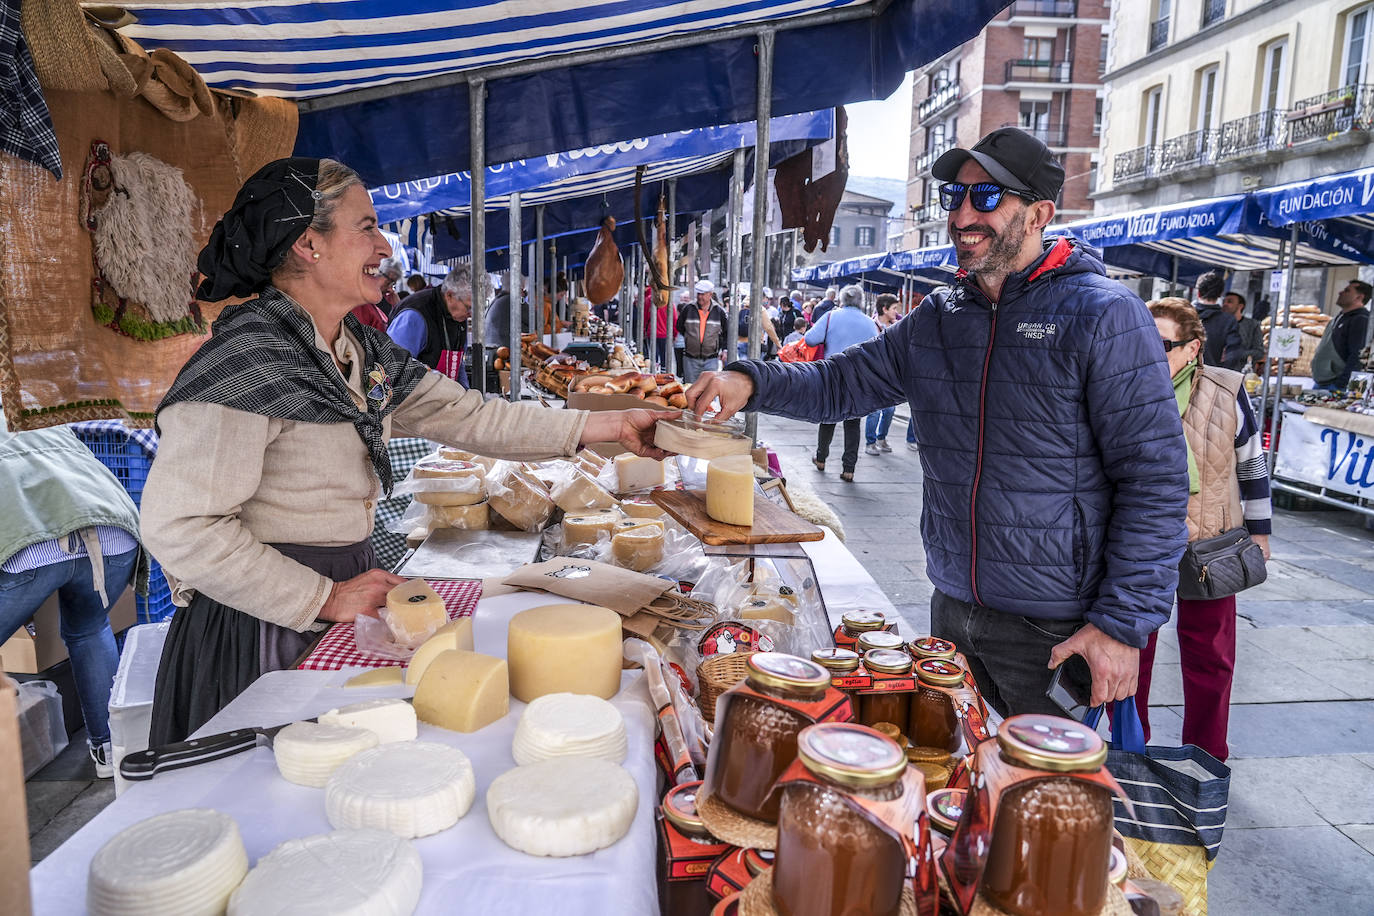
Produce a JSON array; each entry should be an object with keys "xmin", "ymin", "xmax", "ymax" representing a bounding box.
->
[
  {"xmin": 773, "ymin": 723, "xmax": 910, "ymax": 916},
  {"xmin": 908, "ymin": 636, "xmax": 957, "ymax": 662},
  {"xmin": 857, "ymin": 630, "xmax": 906, "ymax": 654},
  {"xmin": 981, "ymin": 714, "xmax": 1115, "ymax": 916},
  {"xmin": 858, "ymin": 649, "xmax": 913, "ymax": 730},
  {"xmin": 840, "ymin": 610, "xmax": 887, "ymax": 639},
  {"xmin": 658, "ymin": 781, "xmax": 725, "ymax": 916},
  {"xmin": 702, "ymin": 653, "xmax": 832, "ymax": 823},
  {"xmin": 908, "ymin": 657, "xmax": 965, "ymax": 754},
  {"xmin": 811, "ymin": 647, "xmax": 861, "ymax": 678}
]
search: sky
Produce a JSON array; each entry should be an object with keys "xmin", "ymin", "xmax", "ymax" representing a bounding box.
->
[{"xmin": 844, "ymin": 73, "xmax": 913, "ymax": 180}]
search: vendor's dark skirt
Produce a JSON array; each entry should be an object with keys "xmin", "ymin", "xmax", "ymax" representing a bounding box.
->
[{"xmin": 148, "ymin": 539, "xmax": 376, "ymax": 745}]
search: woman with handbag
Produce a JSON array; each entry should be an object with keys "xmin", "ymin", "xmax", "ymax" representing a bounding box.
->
[
  {"xmin": 805, "ymin": 285, "xmax": 879, "ymax": 481},
  {"xmin": 1137, "ymin": 298, "xmax": 1272, "ymax": 762}
]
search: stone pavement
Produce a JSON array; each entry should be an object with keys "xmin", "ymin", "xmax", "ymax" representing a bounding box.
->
[{"xmin": 756, "ymin": 412, "xmax": 1374, "ymax": 916}]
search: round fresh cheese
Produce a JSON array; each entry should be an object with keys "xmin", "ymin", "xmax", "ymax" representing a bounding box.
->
[
  {"xmin": 512, "ymin": 693, "xmax": 628, "ymax": 766},
  {"xmin": 87, "ymin": 809, "xmax": 248, "ymax": 916},
  {"xmin": 273, "ymin": 721, "xmax": 380, "ymax": 788},
  {"xmin": 227, "ymin": 829, "xmax": 422, "ymax": 916},
  {"xmin": 326, "ymin": 741, "xmax": 475, "ymax": 838},
  {"xmin": 486, "ymin": 757, "xmax": 639, "ymax": 857},
  {"xmin": 318, "ymin": 698, "xmax": 418, "ymax": 744}
]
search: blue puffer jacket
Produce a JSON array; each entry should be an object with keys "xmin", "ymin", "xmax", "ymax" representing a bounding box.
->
[{"xmin": 731, "ymin": 238, "xmax": 1189, "ymax": 648}]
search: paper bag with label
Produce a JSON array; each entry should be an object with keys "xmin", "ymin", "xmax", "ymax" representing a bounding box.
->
[{"xmin": 503, "ymin": 557, "xmax": 670, "ymax": 615}]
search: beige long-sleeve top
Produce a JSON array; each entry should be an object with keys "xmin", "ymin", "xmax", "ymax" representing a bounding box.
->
[{"xmin": 140, "ymin": 321, "xmax": 588, "ymax": 632}]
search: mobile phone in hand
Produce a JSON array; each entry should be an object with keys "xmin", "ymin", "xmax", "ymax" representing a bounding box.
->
[{"xmin": 1045, "ymin": 653, "xmax": 1095, "ymax": 721}]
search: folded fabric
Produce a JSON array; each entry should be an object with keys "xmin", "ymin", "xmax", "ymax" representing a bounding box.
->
[{"xmin": 0, "ymin": 0, "xmax": 62, "ymax": 178}]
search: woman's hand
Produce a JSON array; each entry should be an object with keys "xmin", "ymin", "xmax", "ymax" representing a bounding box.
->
[
  {"xmin": 319, "ymin": 569, "xmax": 409, "ymax": 623},
  {"xmin": 1253, "ymin": 533, "xmax": 1270, "ymax": 561},
  {"xmin": 580, "ymin": 408, "xmax": 680, "ymax": 459}
]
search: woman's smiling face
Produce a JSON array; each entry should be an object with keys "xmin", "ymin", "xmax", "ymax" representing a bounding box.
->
[{"xmin": 308, "ymin": 183, "xmax": 392, "ymax": 307}]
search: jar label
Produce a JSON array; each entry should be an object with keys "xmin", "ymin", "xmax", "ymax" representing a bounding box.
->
[
  {"xmin": 659, "ymin": 819, "xmax": 732, "ymax": 879},
  {"xmin": 800, "ymin": 722, "xmax": 907, "ymax": 772},
  {"xmin": 912, "ymin": 636, "xmax": 957, "ymax": 656},
  {"xmin": 705, "ymin": 848, "xmax": 753, "ymax": 898},
  {"xmin": 699, "ymin": 621, "xmax": 774, "ymax": 658}
]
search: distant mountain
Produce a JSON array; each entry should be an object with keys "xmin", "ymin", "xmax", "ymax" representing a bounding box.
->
[{"xmin": 845, "ymin": 175, "xmax": 906, "ymax": 218}]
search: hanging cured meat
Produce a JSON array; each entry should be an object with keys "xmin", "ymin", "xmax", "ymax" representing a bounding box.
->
[
  {"xmin": 652, "ymin": 193, "xmax": 671, "ymax": 310},
  {"xmin": 585, "ymin": 216, "xmax": 624, "ymax": 305},
  {"xmin": 774, "ymin": 106, "xmax": 849, "ymax": 253}
]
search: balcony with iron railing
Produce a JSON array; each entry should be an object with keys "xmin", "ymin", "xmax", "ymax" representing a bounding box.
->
[
  {"xmin": 1008, "ymin": 0, "xmax": 1077, "ymax": 17},
  {"xmin": 918, "ymin": 81, "xmax": 962, "ymax": 124},
  {"xmin": 1113, "ymin": 145, "xmax": 1159, "ymax": 183},
  {"xmin": 1216, "ymin": 109, "xmax": 1286, "ymax": 159},
  {"xmin": 1201, "ymin": 0, "xmax": 1226, "ymax": 27},
  {"xmin": 1286, "ymin": 84, "xmax": 1374, "ymax": 144},
  {"xmin": 1001, "ymin": 121, "xmax": 1069, "ymax": 146},
  {"xmin": 915, "ymin": 199, "xmax": 944, "ymax": 224},
  {"xmin": 1004, "ymin": 59, "xmax": 1072, "ymax": 83},
  {"xmin": 1159, "ymin": 129, "xmax": 1218, "ymax": 173},
  {"xmin": 915, "ymin": 137, "xmax": 956, "ymax": 174},
  {"xmin": 1148, "ymin": 17, "xmax": 1169, "ymax": 52}
]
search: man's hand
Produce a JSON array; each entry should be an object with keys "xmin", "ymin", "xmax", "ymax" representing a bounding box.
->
[
  {"xmin": 581, "ymin": 408, "xmax": 680, "ymax": 459},
  {"xmin": 1253, "ymin": 533, "xmax": 1270, "ymax": 561},
  {"xmin": 319, "ymin": 569, "xmax": 408, "ymax": 623},
  {"xmin": 1048, "ymin": 623, "xmax": 1139, "ymax": 707},
  {"xmin": 685, "ymin": 370, "xmax": 756, "ymax": 421}
]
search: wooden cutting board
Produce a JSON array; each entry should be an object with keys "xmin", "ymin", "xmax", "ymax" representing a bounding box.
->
[{"xmin": 650, "ymin": 489, "xmax": 825, "ymax": 545}]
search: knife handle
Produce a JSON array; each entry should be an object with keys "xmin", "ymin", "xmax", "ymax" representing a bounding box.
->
[{"xmin": 118, "ymin": 729, "xmax": 262, "ymax": 782}]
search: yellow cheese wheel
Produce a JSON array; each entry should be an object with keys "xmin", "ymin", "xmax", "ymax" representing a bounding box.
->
[
  {"xmin": 705, "ymin": 454, "xmax": 755, "ymax": 527},
  {"xmin": 384, "ymin": 580, "xmax": 448, "ymax": 647},
  {"xmin": 507, "ymin": 604, "xmax": 624, "ymax": 702},
  {"xmin": 431, "ymin": 501, "xmax": 490, "ymax": 530},
  {"xmin": 412, "ymin": 650, "xmax": 509, "ymax": 733},
  {"xmin": 489, "ymin": 469, "xmax": 555, "ymax": 531},
  {"xmin": 405, "ymin": 618, "xmax": 476, "ymax": 685},
  {"xmin": 611, "ymin": 525, "xmax": 664, "ymax": 572},
  {"xmin": 562, "ymin": 513, "xmax": 621, "ymax": 548}
]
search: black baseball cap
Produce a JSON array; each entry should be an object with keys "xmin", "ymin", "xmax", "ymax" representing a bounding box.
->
[{"xmin": 932, "ymin": 127, "xmax": 1065, "ymax": 202}]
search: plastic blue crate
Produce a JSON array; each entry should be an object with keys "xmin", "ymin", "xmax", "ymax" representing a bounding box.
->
[
  {"xmin": 137, "ymin": 558, "xmax": 176, "ymax": 624},
  {"xmin": 71, "ymin": 428, "xmax": 153, "ymax": 508}
]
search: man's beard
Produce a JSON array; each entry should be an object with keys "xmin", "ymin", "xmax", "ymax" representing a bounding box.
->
[{"xmin": 954, "ymin": 206, "xmax": 1028, "ymax": 275}]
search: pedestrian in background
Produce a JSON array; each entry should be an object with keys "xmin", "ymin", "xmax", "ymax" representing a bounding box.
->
[
  {"xmin": 864, "ymin": 293, "xmax": 903, "ymax": 455},
  {"xmin": 1223, "ymin": 290, "xmax": 1264, "ymax": 369},
  {"xmin": 675, "ymin": 279, "xmax": 727, "ymax": 383},
  {"xmin": 1193, "ymin": 270, "xmax": 1245, "ymax": 369},
  {"xmin": 784, "ymin": 317, "xmax": 809, "ymax": 346},
  {"xmin": 806, "ymin": 284, "xmax": 879, "ymax": 481},
  {"xmin": 1311, "ymin": 279, "xmax": 1372, "ymax": 390}
]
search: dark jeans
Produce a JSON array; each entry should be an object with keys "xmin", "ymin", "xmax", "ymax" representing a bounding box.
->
[
  {"xmin": 816, "ymin": 419, "xmax": 861, "ymax": 472},
  {"xmin": 930, "ymin": 589, "xmax": 1089, "ymax": 719}
]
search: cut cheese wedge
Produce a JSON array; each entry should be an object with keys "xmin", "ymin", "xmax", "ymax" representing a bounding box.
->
[
  {"xmin": 613, "ymin": 453, "xmax": 664, "ymax": 492},
  {"xmin": 344, "ymin": 667, "xmax": 405, "ymax": 688},
  {"xmin": 318, "ymin": 698, "xmax": 418, "ymax": 744},
  {"xmin": 404, "ymin": 617, "xmax": 474, "ymax": 686},
  {"xmin": 325, "ymin": 741, "xmax": 475, "ymax": 838},
  {"xmin": 228, "ymin": 829, "xmax": 422, "ymax": 916},
  {"xmin": 383, "ymin": 580, "xmax": 447, "ymax": 648},
  {"xmin": 611, "ymin": 525, "xmax": 664, "ymax": 572},
  {"xmin": 412, "ymin": 649, "xmax": 509, "ymax": 732}
]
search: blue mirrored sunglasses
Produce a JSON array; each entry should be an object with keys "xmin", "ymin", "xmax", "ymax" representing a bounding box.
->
[{"xmin": 938, "ymin": 181, "xmax": 1041, "ymax": 212}]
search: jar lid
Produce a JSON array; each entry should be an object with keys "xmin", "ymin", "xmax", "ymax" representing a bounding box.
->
[
  {"xmin": 743, "ymin": 848, "xmax": 773, "ymax": 877},
  {"xmin": 996, "ymin": 713, "xmax": 1108, "ymax": 772},
  {"xmin": 1108, "ymin": 846, "xmax": 1127, "ymax": 886},
  {"xmin": 926, "ymin": 787, "xmax": 967, "ymax": 834},
  {"xmin": 797, "ymin": 722, "xmax": 908, "ymax": 788},
  {"xmin": 661, "ymin": 781, "xmax": 710, "ymax": 837},
  {"xmin": 909, "ymin": 636, "xmax": 957, "ymax": 660},
  {"xmin": 915, "ymin": 657, "xmax": 964, "ymax": 687},
  {"xmin": 857, "ymin": 630, "xmax": 906, "ymax": 653},
  {"xmin": 746, "ymin": 652, "xmax": 830, "ymax": 693},
  {"xmin": 841, "ymin": 610, "xmax": 886, "ymax": 632},
  {"xmin": 811, "ymin": 647, "xmax": 861, "ymax": 673},
  {"xmin": 863, "ymin": 648, "xmax": 913, "ymax": 675}
]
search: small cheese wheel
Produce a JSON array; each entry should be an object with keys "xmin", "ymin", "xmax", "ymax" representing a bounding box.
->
[
  {"xmin": 325, "ymin": 742, "xmax": 475, "ymax": 838},
  {"xmin": 507, "ymin": 604, "xmax": 624, "ymax": 702},
  {"xmin": 706, "ymin": 454, "xmax": 755, "ymax": 527},
  {"xmin": 611, "ymin": 525, "xmax": 664, "ymax": 572},
  {"xmin": 620, "ymin": 496, "xmax": 665, "ymax": 520},
  {"xmin": 552, "ymin": 467, "xmax": 617, "ymax": 514},
  {"xmin": 318, "ymin": 698, "xmax": 418, "ymax": 744},
  {"xmin": 738, "ymin": 596, "xmax": 796, "ymax": 625},
  {"xmin": 512, "ymin": 693, "xmax": 628, "ymax": 766},
  {"xmin": 614, "ymin": 517, "xmax": 664, "ymax": 533},
  {"xmin": 413, "ymin": 458, "xmax": 486, "ymax": 506},
  {"xmin": 489, "ymin": 469, "xmax": 555, "ymax": 531},
  {"xmin": 87, "ymin": 809, "xmax": 248, "ymax": 916},
  {"xmin": 404, "ymin": 617, "xmax": 475, "ymax": 685},
  {"xmin": 384, "ymin": 580, "xmax": 448, "ymax": 648},
  {"xmin": 562, "ymin": 513, "xmax": 621, "ymax": 548},
  {"xmin": 273, "ymin": 721, "xmax": 379, "ymax": 788},
  {"xmin": 344, "ymin": 667, "xmax": 405, "ymax": 688},
  {"xmin": 413, "ymin": 458, "xmax": 483, "ymax": 480},
  {"xmin": 412, "ymin": 649, "xmax": 509, "ymax": 732},
  {"xmin": 486, "ymin": 757, "xmax": 638, "ymax": 857},
  {"xmin": 431, "ymin": 501, "xmax": 490, "ymax": 529},
  {"xmin": 613, "ymin": 453, "xmax": 665, "ymax": 492},
  {"xmin": 228, "ymin": 829, "xmax": 422, "ymax": 916}
]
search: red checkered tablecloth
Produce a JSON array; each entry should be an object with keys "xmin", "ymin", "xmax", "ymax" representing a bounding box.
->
[{"xmin": 297, "ymin": 579, "xmax": 483, "ymax": 671}]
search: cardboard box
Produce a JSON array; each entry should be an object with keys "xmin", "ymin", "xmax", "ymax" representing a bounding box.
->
[
  {"xmin": 0, "ymin": 586, "xmax": 137, "ymax": 675},
  {"xmin": 0, "ymin": 678, "xmax": 33, "ymax": 915}
]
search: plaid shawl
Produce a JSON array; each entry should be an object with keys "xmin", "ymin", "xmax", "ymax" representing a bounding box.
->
[{"xmin": 159, "ymin": 287, "xmax": 428, "ymax": 494}]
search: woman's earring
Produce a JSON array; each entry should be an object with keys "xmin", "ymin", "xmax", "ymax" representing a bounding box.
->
[{"xmin": 312, "ymin": 252, "xmax": 320, "ymax": 260}]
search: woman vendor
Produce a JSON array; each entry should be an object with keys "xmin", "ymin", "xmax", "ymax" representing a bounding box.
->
[{"xmin": 142, "ymin": 158, "xmax": 674, "ymax": 744}]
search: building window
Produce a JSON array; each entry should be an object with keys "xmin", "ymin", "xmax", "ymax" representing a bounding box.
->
[
  {"xmin": 1150, "ymin": 0, "xmax": 1171, "ymax": 51},
  {"xmin": 1023, "ymin": 37, "xmax": 1054, "ymax": 63},
  {"xmin": 830, "ymin": 226, "xmax": 841, "ymax": 246},
  {"xmin": 1093, "ymin": 97, "xmax": 1103, "ymax": 135},
  {"xmin": 1089, "ymin": 157, "xmax": 1099, "ymax": 193},
  {"xmin": 1343, "ymin": 4, "xmax": 1373, "ymax": 87},
  {"xmin": 1143, "ymin": 85, "xmax": 1164, "ymax": 146},
  {"xmin": 1099, "ymin": 32, "xmax": 1110, "ymax": 73},
  {"xmin": 1260, "ymin": 38, "xmax": 1289, "ymax": 111},
  {"xmin": 1196, "ymin": 65, "xmax": 1219, "ymax": 132},
  {"xmin": 856, "ymin": 226, "xmax": 876, "ymax": 247}
]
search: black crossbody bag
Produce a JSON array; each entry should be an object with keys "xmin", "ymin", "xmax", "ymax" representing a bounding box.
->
[{"xmin": 1177, "ymin": 526, "xmax": 1267, "ymax": 600}]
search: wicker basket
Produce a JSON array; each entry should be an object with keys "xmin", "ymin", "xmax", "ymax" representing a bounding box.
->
[{"xmin": 697, "ymin": 651, "xmax": 755, "ymax": 723}]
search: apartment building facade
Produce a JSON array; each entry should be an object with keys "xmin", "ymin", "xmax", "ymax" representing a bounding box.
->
[
  {"xmin": 1096, "ymin": 0, "xmax": 1374, "ymax": 309},
  {"xmin": 904, "ymin": 0, "xmax": 1111, "ymax": 250}
]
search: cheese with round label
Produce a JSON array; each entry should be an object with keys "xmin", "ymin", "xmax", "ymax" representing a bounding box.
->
[
  {"xmin": 613, "ymin": 517, "xmax": 664, "ymax": 533},
  {"xmin": 620, "ymin": 496, "xmax": 665, "ymax": 519},
  {"xmin": 488, "ymin": 469, "xmax": 555, "ymax": 531},
  {"xmin": 611, "ymin": 525, "xmax": 664, "ymax": 572},
  {"xmin": 613, "ymin": 453, "xmax": 664, "ymax": 492},
  {"xmin": 87, "ymin": 809, "xmax": 248, "ymax": 916},
  {"xmin": 561, "ymin": 512, "xmax": 621, "ymax": 548},
  {"xmin": 486, "ymin": 757, "xmax": 638, "ymax": 857},
  {"xmin": 512, "ymin": 693, "xmax": 628, "ymax": 766},
  {"xmin": 325, "ymin": 741, "xmax": 475, "ymax": 838},
  {"xmin": 273, "ymin": 721, "xmax": 380, "ymax": 788},
  {"xmin": 431, "ymin": 501, "xmax": 489, "ymax": 529},
  {"xmin": 507, "ymin": 604, "xmax": 624, "ymax": 702},
  {"xmin": 383, "ymin": 580, "xmax": 448, "ymax": 648},
  {"xmin": 228, "ymin": 829, "xmax": 422, "ymax": 916},
  {"xmin": 318, "ymin": 698, "xmax": 418, "ymax": 744},
  {"xmin": 552, "ymin": 468, "xmax": 617, "ymax": 514},
  {"xmin": 344, "ymin": 667, "xmax": 405, "ymax": 688},
  {"xmin": 705, "ymin": 454, "xmax": 755, "ymax": 527},
  {"xmin": 404, "ymin": 617, "xmax": 475, "ymax": 685},
  {"xmin": 738, "ymin": 596, "xmax": 796, "ymax": 625},
  {"xmin": 412, "ymin": 649, "xmax": 509, "ymax": 732}
]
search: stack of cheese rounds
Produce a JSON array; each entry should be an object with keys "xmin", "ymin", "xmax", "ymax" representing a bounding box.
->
[
  {"xmin": 87, "ymin": 809, "xmax": 248, "ymax": 916},
  {"xmin": 227, "ymin": 829, "xmax": 422, "ymax": 916},
  {"xmin": 512, "ymin": 693, "xmax": 628, "ymax": 766},
  {"xmin": 486, "ymin": 757, "xmax": 638, "ymax": 857},
  {"xmin": 273, "ymin": 721, "xmax": 379, "ymax": 788},
  {"xmin": 326, "ymin": 741, "xmax": 475, "ymax": 838}
]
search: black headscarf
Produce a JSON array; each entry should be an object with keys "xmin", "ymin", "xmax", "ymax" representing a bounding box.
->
[{"xmin": 196, "ymin": 157, "xmax": 323, "ymax": 301}]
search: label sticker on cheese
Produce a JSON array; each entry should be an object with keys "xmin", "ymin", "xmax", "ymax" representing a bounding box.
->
[{"xmin": 383, "ymin": 580, "xmax": 448, "ymax": 649}]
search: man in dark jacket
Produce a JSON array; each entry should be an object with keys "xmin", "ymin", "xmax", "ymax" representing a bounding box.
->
[
  {"xmin": 387, "ymin": 265, "xmax": 471, "ymax": 387},
  {"xmin": 1311, "ymin": 278, "xmax": 1372, "ymax": 389},
  {"xmin": 1194, "ymin": 271, "xmax": 1245, "ymax": 369},
  {"xmin": 687, "ymin": 128, "xmax": 1189, "ymax": 716},
  {"xmin": 675, "ymin": 279, "xmax": 728, "ymax": 382}
]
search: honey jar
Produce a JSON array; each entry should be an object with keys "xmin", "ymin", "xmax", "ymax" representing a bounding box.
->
[
  {"xmin": 926, "ymin": 787, "xmax": 966, "ymax": 837},
  {"xmin": 908, "ymin": 657, "xmax": 965, "ymax": 753},
  {"xmin": 857, "ymin": 649, "xmax": 914, "ymax": 730},
  {"xmin": 840, "ymin": 610, "xmax": 888, "ymax": 639},
  {"xmin": 856, "ymin": 630, "xmax": 906, "ymax": 654},
  {"xmin": 908, "ymin": 636, "xmax": 958, "ymax": 661},
  {"xmin": 658, "ymin": 781, "xmax": 730, "ymax": 916}
]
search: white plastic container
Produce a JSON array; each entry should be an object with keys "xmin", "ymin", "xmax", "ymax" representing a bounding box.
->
[{"xmin": 108, "ymin": 621, "xmax": 170, "ymax": 794}]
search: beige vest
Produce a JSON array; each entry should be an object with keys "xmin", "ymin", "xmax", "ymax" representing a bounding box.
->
[{"xmin": 1181, "ymin": 365, "xmax": 1245, "ymax": 541}]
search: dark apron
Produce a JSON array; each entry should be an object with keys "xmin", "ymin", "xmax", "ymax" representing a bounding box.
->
[{"xmin": 148, "ymin": 539, "xmax": 376, "ymax": 745}]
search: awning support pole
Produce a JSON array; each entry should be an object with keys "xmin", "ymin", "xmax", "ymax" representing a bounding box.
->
[
  {"xmin": 535, "ymin": 205, "xmax": 545, "ymax": 344},
  {"xmin": 507, "ymin": 190, "xmax": 522, "ymax": 402},
  {"xmin": 726, "ymin": 149, "xmax": 746, "ymax": 362},
  {"xmin": 1256, "ymin": 237, "xmax": 1283, "ymax": 428},
  {"xmin": 746, "ymin": 29, "xmax": 775, "ymax": 444},
  {"xmin": 469, "ymin": 78, "xmax": 488, "ymax": 394},
  {"xmin": 1267, "ymin": 225, "xmax": 1301, "ymax": 475}
]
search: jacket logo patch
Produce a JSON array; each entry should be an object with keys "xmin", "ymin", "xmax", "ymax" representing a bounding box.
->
[{"xmin": 1016, "ymin": 321, "xmax": 1058, "ymax": 340}]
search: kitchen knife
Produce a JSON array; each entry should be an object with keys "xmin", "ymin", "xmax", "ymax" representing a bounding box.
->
[{"xmin": 118, "ymin": 719, "xmax": 307, "ymax": 782}]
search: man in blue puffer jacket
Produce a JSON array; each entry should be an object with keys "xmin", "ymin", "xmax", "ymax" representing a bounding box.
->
[{"xmin": 688, "ymin": 128, "xmax": 1190, "ymax": 717}]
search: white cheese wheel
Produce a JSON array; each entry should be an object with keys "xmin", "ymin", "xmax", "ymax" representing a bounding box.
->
[
  {"xmin": 325, "ymin": 741, "xmax": 475, "ymax": 838},
  {"xmin": 705, "ymin": 454, "xmax": 755, "ymax": 526},
  {"xmin": 228, "ymin": 829, "xmax": 422, "ymax": 916},
  {"xmin": 411, "ymin": 649, "xmax": 509, "ymax": 732},
  {"xmin": 507, "ymin": 604, "xmax": 624, "ymax": 702},
  {"xmin": 383, "ymin": 580, "xmax": 448, "ymax": 648},
  {"xmin": 511, "ymin": 693, "xmax": 628, "ymax": 766},
  {"xmin": 273, "ymin": 721, "xmax": 380, "ymax": 788},
  {"xmin": 611, "ymin": 525, "xmax": 664, "ymax": 572},
  {"xmin": 552, "ymin": 467, "xmax": 617, "ymax": 514},
  {"xmin": 561, "ymin": 513, "xmax": 621, "ymax": 548},
  {"xmin": 404, "ymin": 617, "xmax": 475, "ymax": 686},
  {"xmin": 87, "ymin": 809, "xmax": 248, "ymax": 916},
  {"xmin": 613, "ymin": 453, "xmax": 665, "ymax": 492},
  {"xmin": 344, "ymin": 667, "xmax": 405, "ymax": 688},
  {"xmin": 488, "ymin": 469, "xmax": 555, "ymax": 531},
  {"xmin": 486, "ymin": 757, "xmax": 638, "ymax": 857},
  {"xmin": 318, "ymin": 698, "xmax": 418, "ymax": 744}
]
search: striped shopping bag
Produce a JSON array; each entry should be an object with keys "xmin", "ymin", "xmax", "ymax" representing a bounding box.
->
[{"xmin": 1086, "ymin": 701, "xmax": 1230, "ymax": 916}]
